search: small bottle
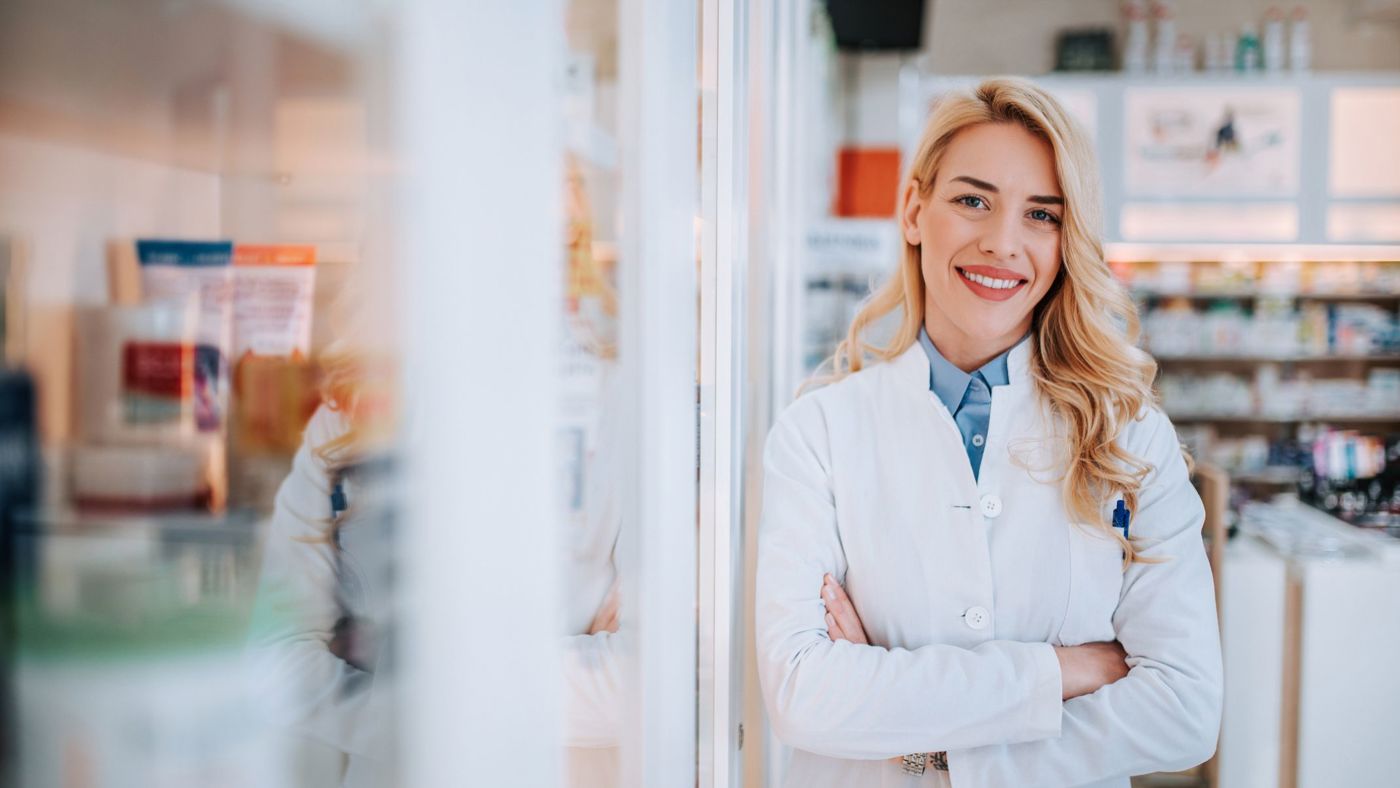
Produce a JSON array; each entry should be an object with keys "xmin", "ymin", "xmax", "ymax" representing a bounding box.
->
[
  {"xmin": 1123, "ymin": 1, "xmax": 1150, "ymax": 73},
  {"xmin": 1264, "ymin": 6, "xmax": 1286, "ymax": 71},
  {"xmin": 1289, "ymin": 5, "xmax": 1312, "ymax": 72},
  {"xmin": 1174, "ymin": 32, "xmax": 1197, "ymax": 73},
  {"xmin": 1236, "ymin": 23, "xmax": 1261, "ymax": 72},
  {"xmin": 1204, "ymin": 31, "xmax": 1227, "ymax": 73},
  {"xmin": 1152, "ymin": 1, "xmax": 1177, "ymax": 74}
]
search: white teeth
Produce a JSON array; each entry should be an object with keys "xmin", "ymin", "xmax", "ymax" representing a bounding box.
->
[{"xmin": 960, "ymin": 269, "xmax": 1023, "ymax": 290}]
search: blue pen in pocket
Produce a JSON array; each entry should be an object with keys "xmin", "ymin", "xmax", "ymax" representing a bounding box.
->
[{"xmin": 1113, "ymin": 499, "xmax": 1131, "ymax": 539}]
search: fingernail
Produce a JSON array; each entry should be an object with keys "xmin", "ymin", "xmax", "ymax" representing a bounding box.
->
[{"xmin": 822, "ymin": 587, "xmax": 833, "ymax": 600}]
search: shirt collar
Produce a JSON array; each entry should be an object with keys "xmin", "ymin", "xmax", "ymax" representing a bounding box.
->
[{"xmin": 917, "ymin": 327, "xmax": 1024, "ymax": 406}]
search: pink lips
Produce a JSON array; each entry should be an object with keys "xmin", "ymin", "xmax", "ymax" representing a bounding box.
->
[{"xmin": 956, "ymin": 265, "xmax": 1028, "ymax": 302}]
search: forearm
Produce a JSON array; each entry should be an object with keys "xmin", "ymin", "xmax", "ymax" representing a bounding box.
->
[
  {"xmin": 760, "ymin": 631, "xmax": 1063, "ymax": 759},
  {"xmin": 948, "ymin": 659, "xmax": 1222, "ymax": 786}
]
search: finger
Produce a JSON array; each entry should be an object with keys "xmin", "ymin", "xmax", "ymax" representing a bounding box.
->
[
  {"xmin": 587, "ymin": 586, "xmax": 621, "ymax": 635},
  {"xmin": 825, "ymin": 612, "xmax": 846, "ymax": 641},
  {"xmin": 600, "ymin": 586, "xmax": 620, "ymax": 621},
  {"xmin": 823, "ymin": 578, "xmax": 868, "ymax": 645}
]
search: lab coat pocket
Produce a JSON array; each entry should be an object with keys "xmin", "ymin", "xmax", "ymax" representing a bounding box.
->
[{"xmin": 1057, "ymin": 525, "xmax": 1125, "ymax": 647}]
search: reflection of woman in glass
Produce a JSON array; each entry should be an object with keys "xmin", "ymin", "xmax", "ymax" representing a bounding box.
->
[
  {"xmin": 248, "ymin": 341, "xmax": 401, "ymax": 788},
  {"xmin": 250, "ymin": 161, "xmax": 625, "ymax": 787},
  {"xmin": 756, "ymin": 79, "xmax": 1222, "ymax": 786}
]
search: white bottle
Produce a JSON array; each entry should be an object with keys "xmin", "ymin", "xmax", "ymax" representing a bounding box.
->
[
  {"xmin": 1204, "ymin": 31, "xmax": 1223, "ymax": 72},
  {"xmin": 1152, "ymin": 1, "xmax": 1177, "ymax": 74},
  {"xmin": 1263, "ymin": 6, "xmax": 1286, "ymax": 72},
  {"xmin": 1174, "ymin": 33, "xmax": 1197, "ymax": 73},
  {"xmin": 1289, "ymin": 5, "xmax": 1312, "ymax": 72},
  {"xmin": 1123, "ymin": 1, "xmax": 1150, "ymax": 74}
]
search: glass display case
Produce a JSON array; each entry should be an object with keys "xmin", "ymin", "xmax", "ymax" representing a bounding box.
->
[{"xmin": 0, "ymin": 1, "xmax": 752, "ymax": 786}]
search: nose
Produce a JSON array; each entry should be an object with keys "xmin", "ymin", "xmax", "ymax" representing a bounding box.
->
[{"xmin": 977, "ymin": 211, "xmax": 1021, "ymax": 261}]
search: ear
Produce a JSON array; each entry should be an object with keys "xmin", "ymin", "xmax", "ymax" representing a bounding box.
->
[{"xmin": 900, "ymin": 178, "xmax": 923, "ymax": 246}]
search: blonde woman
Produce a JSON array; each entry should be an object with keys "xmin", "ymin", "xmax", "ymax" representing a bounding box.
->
[{"xmin": 755, "ymin": 78, "xmax": 1222, "ymax": 787}]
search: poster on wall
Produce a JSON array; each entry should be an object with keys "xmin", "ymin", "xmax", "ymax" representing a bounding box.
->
[{"xmin": 1125, "ymin": 87, "xmax": 1301, "ymax": 197}]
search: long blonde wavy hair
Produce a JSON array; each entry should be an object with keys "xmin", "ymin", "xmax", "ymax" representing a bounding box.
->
[{"xmin": 824, "ymin": 78, "xmax": 1164, "ymax": 564}]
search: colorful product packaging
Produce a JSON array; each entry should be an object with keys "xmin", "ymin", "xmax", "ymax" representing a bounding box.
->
[
  {"xmin": 135, "ymin": 240, "xmax": 234, "ymax": 433},
  {"xmin": 230, "ymin": 245, "xmax": 320, "ymax": 457},
  {"xmin": 231, "ymin": 245, "xmax": 317, "ymax": 358}
]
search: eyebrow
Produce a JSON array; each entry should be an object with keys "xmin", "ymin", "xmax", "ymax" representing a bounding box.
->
[{"xmin": 950, "ymin": 175, "xmax": 1064, "ymax": 206}]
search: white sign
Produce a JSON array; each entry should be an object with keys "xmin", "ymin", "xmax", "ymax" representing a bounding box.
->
[{"xmin": 1125, "ymin": 87, "xmax": 1301, "ymax": 197}]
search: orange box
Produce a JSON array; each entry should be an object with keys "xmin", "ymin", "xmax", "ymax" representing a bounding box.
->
[
  {"xmin": 835, "ymin": 147, "xmax": 901, "ymax": 218},
  {"xmin": 233, "ymin": 244, "xmax": 317, "ymax": 266}
]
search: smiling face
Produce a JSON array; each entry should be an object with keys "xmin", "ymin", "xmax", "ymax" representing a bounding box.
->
[{"xmin": 900, "ymin": 122, "xmax": 1065, "ymax": 371}]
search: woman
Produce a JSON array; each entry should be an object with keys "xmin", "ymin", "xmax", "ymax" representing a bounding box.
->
[{"xmin": 755, "ymin": 78, "xmax": 1222, "ymax": 787}]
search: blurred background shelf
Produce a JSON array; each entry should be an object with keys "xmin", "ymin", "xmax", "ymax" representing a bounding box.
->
[
  {"xmin": 1134, "ymin": 291, "xmax": 1400, "ymax": 303},
  {"xmin": 1167, "ymin": 413, "xmax": 1400, "ymax": 424},
  {"xmin": 1155, "ymin": 353, "xmax": 1400, "ymax": 363}
]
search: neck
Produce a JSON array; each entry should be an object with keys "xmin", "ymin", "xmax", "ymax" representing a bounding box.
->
[{"xmin": 922, "ymin": 308, "xmax": 1028, "ymax": 373}]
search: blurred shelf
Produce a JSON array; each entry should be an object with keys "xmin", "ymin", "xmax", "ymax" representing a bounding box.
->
[
  {"xmin": 1106, "ymin": 243, "xmax": 1400, "ymax": 263},
  {"xmin": 1154, "ymin": 353, "xmax": 1400, "ymax": 363},
  {"xmin": 12, "ymin": 507, "xmax": 261, "ymax": 541},
  {"xmin": 1168, "ymin": 413, "xmax": 1400, "ymax": 424},
  {"xmin": 1133, "ymin": 290, "xmax": 1400, "ymax": 302},
  {"xmin": 1232, "ymin": 466, "xmax": 1306, "ymax": 485}
]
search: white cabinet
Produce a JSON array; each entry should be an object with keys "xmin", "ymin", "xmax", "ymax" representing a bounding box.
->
[{"xmin": 1220, "ymin": 503, "xmax": 1400, "ymax": 787}]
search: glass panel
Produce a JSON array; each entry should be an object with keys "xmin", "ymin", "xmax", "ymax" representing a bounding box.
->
[
  {"xmin": 559, "ymin": 1, "xmax": 624, "ymax": 785},
  {"xmin": 560, "ymin": 0, "xmax": 702, "ymax": 784},
  {"xmin": 0, "ymin": 1, "xmax": 403, "ymax": 785}
]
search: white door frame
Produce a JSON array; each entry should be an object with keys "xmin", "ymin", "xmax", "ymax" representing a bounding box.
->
[{"xmin": 617, "ymin": 0, "xmax": 701, "ymax": 784}]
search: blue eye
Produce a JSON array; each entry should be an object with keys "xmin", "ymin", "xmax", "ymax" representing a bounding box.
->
[
  {"xmin": 1029, "ymin": 208, "xmax": 1061, "ymax": 225},
  {"xmin": 955, "ymin": 195, "xmax": 987, "ymax": 210}
]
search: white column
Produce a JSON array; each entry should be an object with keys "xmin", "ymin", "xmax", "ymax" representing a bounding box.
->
[
  {"xmin": 397, "ymin": 1, "xmax": 564, "ymax": 786},
  {"xmin": 617, "ymin": 0, "xmax": 700, "ymax": 784}
]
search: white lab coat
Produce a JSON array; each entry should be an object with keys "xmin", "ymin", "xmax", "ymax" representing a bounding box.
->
[{"xmin": 756, "ymin": 340, "xmax": 1223, "ymax": 788}]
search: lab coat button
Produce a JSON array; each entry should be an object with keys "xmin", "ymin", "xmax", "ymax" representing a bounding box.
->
[
  {"xmin": 963, "ymin": 606, "xmax": 990, "ymax": 630},
  {"xmin": 979, "ymin": 494, "xmax": 1002, "ymax": 518}
]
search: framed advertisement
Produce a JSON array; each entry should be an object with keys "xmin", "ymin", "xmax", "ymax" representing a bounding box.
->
[{"xmin": 1125, "ymin": 87, "xmax": 1301, "ymax": 197}]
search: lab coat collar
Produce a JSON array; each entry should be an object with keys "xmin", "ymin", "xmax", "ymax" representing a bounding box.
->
[{"xmin": 893, "ymin": 333, "xmax": 1034, "ymax": 395}]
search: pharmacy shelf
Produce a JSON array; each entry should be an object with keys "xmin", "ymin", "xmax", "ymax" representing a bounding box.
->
[
  {"xmin": 1133, "ymin": 290, "xmax": 1400, "ymax": 302},
  {"xmin": 1168, "ymin": 413, "xmax": 1400, "ymax": 425},
  {"xmin": 1105, "ymin": 243, "xmax": 1400, "ymax": 263},
  {"xmin": 1154, "ymin": 354, "xmax": 1400, "ymax": 363},
  {"xmin": 1232, "ymin": 466, "xmax": 1306, "ymax": 485}
]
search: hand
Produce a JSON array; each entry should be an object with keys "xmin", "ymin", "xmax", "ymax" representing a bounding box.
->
[
  {"xmin": 587, "ymin": 582, "xmax": 620, "ymax": 635},
  {"xmin": 1054, "ymin": 640, "xmax": 1129, "ymax": 700},
  {"xmin": 821, "ymin": 574, "xmax": 868, "ymax": 645}
]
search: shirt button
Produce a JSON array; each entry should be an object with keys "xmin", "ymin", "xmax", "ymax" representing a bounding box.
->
[
  {"xmin": 963, "ymin": 606, "xmax": 990, "ymax": 630},
  {"xmin": 979, "ymin": 493, "xmax": 1002, "ymax": 518},
  {"xmin": 971, "ymin": 433, "xmax": 985, "ymax": 447}
]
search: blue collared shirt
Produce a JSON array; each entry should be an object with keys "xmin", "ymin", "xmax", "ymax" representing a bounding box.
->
[{"xmin": 918, "ymin": 328, "xmax": 1020, "ymax": 481}]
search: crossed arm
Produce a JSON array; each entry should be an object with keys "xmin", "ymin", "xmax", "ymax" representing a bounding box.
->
[{"xmin": 821, "ymin": 573, "xmax": 1130, "ymax": 771}]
